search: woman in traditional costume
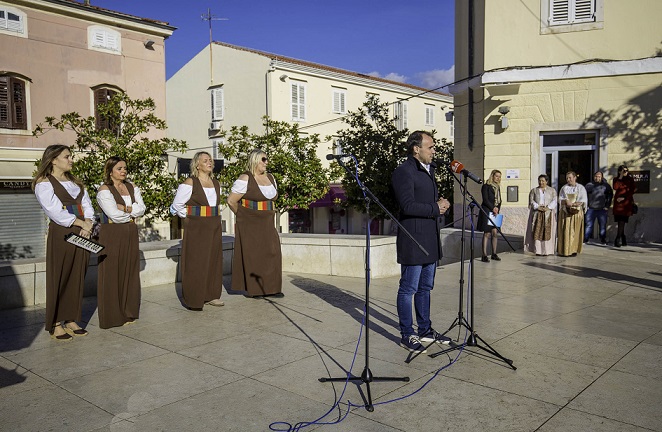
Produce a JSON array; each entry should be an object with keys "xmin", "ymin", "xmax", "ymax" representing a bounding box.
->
[
  {"xmin": 96, "ymin": 157, "xmax": 145, "ymax": 328},
  {"xmin": 33, "ymin": 145, "xmax": 95, "ymax": 340},
  {"xmin": 227, "ymin": 149, "xmax": 282, "ymax": 298},
  {"xmin": 612, "ymin": 165, "xmax": 636, "ymax": 247},
  {"xmin": 557, "ymin": 171, "xmax": 588, "ymax": 256},
  {"xmin": 524, "ymin": 174, "xmax": 557, "ymax": 256},
  {"xmin": 170, "ymin": 152, "xmax": 224, "ymax": 310},
  {"xmin": 477, "ymin": 169, "xmax": 502, "ymax": 262}
]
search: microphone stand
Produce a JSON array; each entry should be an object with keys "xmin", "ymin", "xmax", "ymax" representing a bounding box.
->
[
  {"xmin": 319, "ymin": 156, "xmax": 429, "ymax": 412},
  {"xmin": 427, "ymin": 171, "xmax": 516, "ymax": 370}
]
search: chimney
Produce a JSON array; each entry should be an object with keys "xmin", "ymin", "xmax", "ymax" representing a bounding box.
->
[{"xmin": 84, "ymin": 0, "xmax": 90, "ymax": 5}]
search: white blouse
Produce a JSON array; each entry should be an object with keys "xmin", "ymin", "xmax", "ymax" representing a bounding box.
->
[
  {"xmin": 97, "ymin": 185, "xmax": 146, "ymax": 223},
  {"xmin": 231, "ymin": 178, "xmax": 277, "ymax": 199},
  {"xmin": 35, "ymin": 180, "xmax": 94, "ymax": 227},
  {"xmin": 169, "ymin": 184, "xmax": 218, "ymax": 218}
]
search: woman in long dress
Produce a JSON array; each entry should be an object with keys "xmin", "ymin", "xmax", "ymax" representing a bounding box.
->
[
  {"xmin": 477, "ymin": 169, "xmax": 502, "ymax": 262},
  {"xmin": 524, "ymin": 174, "xmax": 557, "ymax": 256},
  {"xmin": 170, "ymin": 152, "xmax": 224, "ymax": 310},
  {"xmin": 96, "ymin": 157, "xmax": 145, "ymax": 328},
  {"xmin": 33, "ymin": 144, "xmax": 95, "ymax": 340},
  {"xmin": 612, "ymin": 165, "xmax": 636, "ymax": 247},
  {"xmin": 227, "ymin": 149, "xmax": 282, "ymax": 298},
  {"xmin": 557, "ymin": 171, "xmax": 588, "ymax": 257}
]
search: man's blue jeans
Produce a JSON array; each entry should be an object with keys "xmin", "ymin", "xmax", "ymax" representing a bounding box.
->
[
  {"xmin": 396, "ymin": 263, "xmax": 435, "ymax": 338},
  {"xmin": 585, "ymin": 208, "xmax": 608, "ymax": 241}
]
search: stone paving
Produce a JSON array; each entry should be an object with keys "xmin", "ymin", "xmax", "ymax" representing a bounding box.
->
[{"xmin": 1, "ymin": 243, "xmax": 661, "ymax": 431}]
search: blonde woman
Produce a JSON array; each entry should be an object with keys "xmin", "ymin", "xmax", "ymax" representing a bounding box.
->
[
  {"xmin": 96, "ymin": 156, "xmax": 145, "ymax": 328},
  {"xmin": 477, "ymin": 169, "xmax": 502, "ymax": 262},
  {"xmin": 33, "ymin": 145, "xmax": 94, "ymax": 340},
  {"xmin": 170, "ymin": 152, "xmax": 224, "ymax": 310},
  {"xmin": 227, "ymin": 149, "xmax": 282, "ymax": 298}
]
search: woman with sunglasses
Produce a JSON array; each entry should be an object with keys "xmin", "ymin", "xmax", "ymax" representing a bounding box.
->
[
  {"xmin": 33, "ymin": 144, "xmax": 95, "ymax": 340},
  {"xmin": 170, "ymin": 151, "xmax": 224, "ymax": 310},
  {"xmin": 612, "ymin": 165, "xmax": 637, "ymax": 247},
  {"xmin": 227, "ymin": 149, "xmax": 283, "ymax": 298}
]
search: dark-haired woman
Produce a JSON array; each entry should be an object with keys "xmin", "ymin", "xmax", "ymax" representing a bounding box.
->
[
  {"xmin": 227, "ymin": 149, "xmax": 282, "ymax": 298},
  {"xmin": 612, "ymin": 165, "xmax": 636, "ymax": 247},
  {"xmin": 524, "ymin": 174, "xmax": 557, "ymax": 256},
  {"xmin": 96, "ymin": 157, "xmax": 145, "ymax": 328},
  {"xmin": 33, "ymin": 144, "xmax": 95, "ymax": 340},
  {"xmin": 170, "ymin": 151, "xmax": 224, "ymax": 310}
]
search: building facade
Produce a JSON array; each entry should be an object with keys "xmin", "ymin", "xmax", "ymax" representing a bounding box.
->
[
  {"xmin": 0, "ymin": 0, "xmax": 175, "ymax": 258},
  {"xmin": 166, "ymin": 41, "xmax": 454, "ymax": 235},
  {"xmin": 453, "ymin": 0, "xmax": 661, "ymax": 242}
]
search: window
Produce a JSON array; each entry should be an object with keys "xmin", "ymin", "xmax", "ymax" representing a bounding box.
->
[
  {"xmin": 425, "ymin": 105, "xmax": 435, "ymax": 126},
  {"xmin": 0, "ymin": 7, "xmax": 26, "ymax": 36},
  {"xmin": 211, "ymin": 139, "xmax": 223, "ymax": 160},
  {"xmin": 393, "ymin": 100, "xmax": 408, "ymax": 131},
  {"xmin": 88, "ymin": 26, "xmax": 121, "ymax": 54},
  {"xmin": 94, "ymin": 88, "xmax": 118, "ymax": 131},
  {"xmin": 211, "ymin": 87, "xmax": 224, "ymax": 121},
  {"xmin": 332, "ymin": 88, "xmax": 346, "ymax": 114},
  {"xmin": 542, "ymin": 0, "xmax": 602, "ymax": 34},
  {"xmin": 291, "ymin": 81, "xmax": 306, "ymax": 122},
  {"xmin": 0, "ymin": 76, "xmax": 27, "ymax": 130}
]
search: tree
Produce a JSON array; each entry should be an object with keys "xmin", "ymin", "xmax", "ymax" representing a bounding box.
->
[
  {"xmin": 216, "ymin": 117, "xmax": 332, "ymax": 226},
  {"xmin": 333, "ymin": 95, "xmax": 454, "ymax": 220},
  {"xmin": 33, "ymin": 93, "xmax": 188, "ymax": 221}
]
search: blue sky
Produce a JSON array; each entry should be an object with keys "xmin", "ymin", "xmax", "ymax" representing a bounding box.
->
[{"xmin": 91, "ymin": 0, "xmax": 455, "ymax": 89}]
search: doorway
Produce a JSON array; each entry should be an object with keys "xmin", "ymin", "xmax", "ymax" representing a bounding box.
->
[{"xmin": 541, "ymin": 132, "xmax": 598, "ymax": 189}]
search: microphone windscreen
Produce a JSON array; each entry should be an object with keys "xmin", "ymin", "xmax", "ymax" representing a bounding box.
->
[{"xmin": 450, "ymin": 160, "xmax": 464, "ymax": 173}]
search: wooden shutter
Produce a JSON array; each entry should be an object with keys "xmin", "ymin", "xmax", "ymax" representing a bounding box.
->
[
  {"xmin": 0, "ymin": 76, "xmax": 9, "ymax": 129},
  {"xmin": 94, "ymin": 88, "xmax": 116, "ymax": 130},
  {"xmin": 10, "ymin": 78, "xmax": 26, "ymax": 129}
]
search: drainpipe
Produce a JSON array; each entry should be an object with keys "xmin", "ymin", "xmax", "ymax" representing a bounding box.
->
[{"xmin": 468, "ymin": 0, "xmax": 474, "ymax": 151}]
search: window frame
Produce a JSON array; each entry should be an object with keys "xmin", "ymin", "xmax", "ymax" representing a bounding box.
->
[
  {"xmin": 88, "ymin": 25, "xmax": 122, "ymax": 54},
  {"xmin": 0, "ymin": 75, "xmax": 28, "ymax": 130},
  {"xmin": 425, "ymin": 104, "xmax": 435, "ymax": 127},
  {"xmin": 0, "ymin": 6, "xmax": 27, "ymax": 37},
  {"xmin": 93, "ymin": 87, "xmax": 120, "ymax": 131},
  {"xmin": 332, "ymin": 87, "xmax": 347, "ymax": 114},
  {"xmin": 291, "ymin": 81, "xmax": 306, "ymax": 122},
  {"xmin": 541, "ymin": 0, "xmax": 603, "ymax": 34},
  {"xmin": 393, "ymin": 100, "xmax": 408, "ymax": 131},
  {"xmin": 210, "ymin": 87, "xmax": 224, "ymax": 121}
]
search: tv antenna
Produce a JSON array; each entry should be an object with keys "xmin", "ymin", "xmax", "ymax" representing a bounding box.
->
[{"xmin": 201, "ymin": 8, "xmax": 228, "ymax": 84}]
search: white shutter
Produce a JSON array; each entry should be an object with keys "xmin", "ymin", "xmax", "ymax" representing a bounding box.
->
[
  {"xmin": 402, "ymin": 101, "xmax": 408, "ymax": 130},
  {"xmin": 332, "ymin": 89, "xmax": 346, "ymax": 114},
  {"xmin": 298, "ymin": 83, "xmax": 306, "ymax": 120},
  {"xmin": 92, "ymin": 29, "xmax": 105, "ymax": 47},
  {"xmin": 211, "ymin": 88, "xmax": 224, "ymax": 120},
  {"xmin": 291, "ymin": 83, "xmax": 299, "ymax": 119},
  {"xmin": 291, "ymin": 82, "xmax": 305, "ymax": 121},
  {"xmin": 425, "ymin": 106, "xmax": 434, "ymax": 126},
  {"xmin": 0, "ymin": 11, "xmax": 5, "ymax": 30},
  {"xmin": 107, "ymin": 32, "xmax": 119, "ymax": 51},
  {"xmin": 573, "ymin": 0, "xmax": 595, "ymax": 23},
  {"xmin": 550, "ymin": 0, "xmax": 570, "ymax": 24},
  {"xmin": 7, "ymin": 12, "xmax": 22, "ymax": 33}
]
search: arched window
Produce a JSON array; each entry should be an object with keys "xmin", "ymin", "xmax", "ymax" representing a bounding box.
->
[{"xmin": 0, "ymin": 6, "xmax": 27, "ymax": 37}]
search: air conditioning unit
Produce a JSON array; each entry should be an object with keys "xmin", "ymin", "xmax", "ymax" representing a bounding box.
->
[{"xmin": 209, "ymin": 120, "xmax": 222, "ymax": 130}]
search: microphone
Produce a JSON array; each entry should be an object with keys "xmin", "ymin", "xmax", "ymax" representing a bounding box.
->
[
  {"xmin": 326, "ymin": 153, "xmax": 352, "ymax": 160},
  {"xmin": 449, "ymin": 160, "xmax": 483, "ymax": 184}
]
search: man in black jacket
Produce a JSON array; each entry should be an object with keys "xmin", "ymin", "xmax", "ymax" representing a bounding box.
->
[
  {"xmin": 392, "ymin": 131, "xmax": 451, "ymax": 354},
  {"xmin": 584, "ymin": 171, "xmax": 613, "ymax": 244}
]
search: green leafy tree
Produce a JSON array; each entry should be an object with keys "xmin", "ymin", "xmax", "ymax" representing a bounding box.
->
[
  {"xmin": 333, "ymin": 95, "xmax": 454, "ymax": 220},
  {"xmin": 33, "ymin": 93, "xmax": 188, "ymax": 221},
  {"xmin": 216, "ymin": 117, "xmax": 332, "ymax": 226}
]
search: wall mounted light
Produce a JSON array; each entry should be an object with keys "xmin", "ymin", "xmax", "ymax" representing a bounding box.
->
[
  {"xmin": 445, "ymin": 111, "xmax": 454, "ymax": 121},
  {"xmin": 498, "ymin": 106, "xmax": 510, "ymax": 129},
  {"xmin": 279, "ymin": 74, "xmax": 288, "ymax": 82},
  {"xmin": 498, "ymin": 106, "xmax": 510, "ymax": 115},
  {"xmin": 144, "ymin": 40, "xmax": 155, "ymax": 49}
]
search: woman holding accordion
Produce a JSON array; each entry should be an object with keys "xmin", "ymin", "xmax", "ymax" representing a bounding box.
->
[{"xmin": 33, "ymin": 144, "xmax": 94, "ymax": 340}]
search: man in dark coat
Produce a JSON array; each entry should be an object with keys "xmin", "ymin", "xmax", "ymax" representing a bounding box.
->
[
  {"xmin": 391, "ymin": 131, "xmax": 451, "ymax": 354},
  {"xmin": 584, "ymin": 171, "xmax": 613, "ymax": 244}
]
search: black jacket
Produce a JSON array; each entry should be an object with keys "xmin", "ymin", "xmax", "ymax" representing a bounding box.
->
[{"xmin": 392, "ymin": 156, "xmax": 443, "ymax": 265}]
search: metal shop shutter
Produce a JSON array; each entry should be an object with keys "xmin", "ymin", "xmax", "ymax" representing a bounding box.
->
[{"xmin": 0, "ymin": 193, "xmax": 47, "ymax": 259}]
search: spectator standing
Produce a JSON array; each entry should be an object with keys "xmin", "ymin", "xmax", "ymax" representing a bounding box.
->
[{"xmin": 584, "ymin": 171, "xmax": 613, "ymax": 245}]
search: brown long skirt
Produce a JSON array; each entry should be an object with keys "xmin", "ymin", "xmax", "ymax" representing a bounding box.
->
[
  {"xmin": 232, "ymin": 206, "xmax": 282, "ymax": 296},
  {"xmin": 97, "ymin": 223, "xmax": 141, "ymax": 328},
  {"xmin": 44, "ymin": 222, "xmax": 89, "ymax": 331},
  {"xmin": 180, "ymin": 215, "xmax": 223, "ymax": 308}
]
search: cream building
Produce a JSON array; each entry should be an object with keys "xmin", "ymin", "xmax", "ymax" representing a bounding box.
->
[
  {"xmin": 0, "ymin": 0, "xmax": 175, "ymax": 258},
  {"xmin": 166, "ymin": 41, "xmax": 453, "ymax": 235},
  {"xmin": 452, "ymin": 0, "xmax": 661, "ymax": 242}
]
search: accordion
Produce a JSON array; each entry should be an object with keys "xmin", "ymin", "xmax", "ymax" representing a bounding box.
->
[{"xmin": 64, "ymin": 233, "xmax": 105, "ymax": 254}]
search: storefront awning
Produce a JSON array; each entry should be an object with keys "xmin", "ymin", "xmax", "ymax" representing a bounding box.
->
[{"xmin": 310, "ymin": 185, "xmax": 346, "ymax": 208}]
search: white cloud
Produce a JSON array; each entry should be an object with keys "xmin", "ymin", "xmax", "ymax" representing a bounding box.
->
[
  {"xmin": 366, "ymin": 71, "xmax": 408, "ymax": 83},
  {"xmin": 415, "ymin": 66, "xmax": 455, "ymax": 90}
]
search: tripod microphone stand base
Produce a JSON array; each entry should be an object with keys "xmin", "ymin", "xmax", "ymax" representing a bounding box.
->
[{"xmin": 319, "ymin": 366, "xmax": 410, "ymax": 412}]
